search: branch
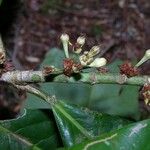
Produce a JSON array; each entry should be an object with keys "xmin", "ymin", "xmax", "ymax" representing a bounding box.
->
[
  {"xmin": 14, "ymin": 84, "xmax": 56, "ymax": 105},
  {"xmin": 1, "ymin": 70, "xmax": 149, "ymax": 86}
]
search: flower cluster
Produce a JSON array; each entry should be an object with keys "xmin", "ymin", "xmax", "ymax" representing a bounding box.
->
[{"xmin": 60, "ymin": 33, "xmax": 107, "ymax": 69}]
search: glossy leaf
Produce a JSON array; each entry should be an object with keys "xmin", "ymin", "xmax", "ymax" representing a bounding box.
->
[
  {"xmin": 68, "ymin": 119, "xmax": 150, "ymax": 150},
  {"xmin": 25, "ymin": 48, "xmax": 140, "ymax": 119},
  {"xmin": 0, "ymin": 109, "xmax": 62, "ymax": 150},
  {"xmin": 52, "ymin": 101, "xmax": 131, "ymax": 147}
]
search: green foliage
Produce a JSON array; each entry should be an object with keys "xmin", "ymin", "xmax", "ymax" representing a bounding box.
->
[
  {"xmin": 1, "ymin": 100, "xmax": 150, "ymax": 150},
  {"xmin": 1, "ymin": 48, "xmax": 147, "ymax": 149},
  {"xmin": 68, "ymin": 119, "xmax": 150, "ymax": 150},
  {"xmin": 0, "ymin": 100, "xmax": 133, "ymax": 150},
  {"xmin": 52, "ymin": 101, "xmax": 131, "ymax": 147},
  {"xmin": 0, "ymin": 109, "xmax": 61, "ymax": 150},
  {"xmin": 26, "ymin": 48, "xmax": 140, "ymax": 119},
  {"xmin": 0, "ymin": 0, "xmax": 2, "ymax": 6}
]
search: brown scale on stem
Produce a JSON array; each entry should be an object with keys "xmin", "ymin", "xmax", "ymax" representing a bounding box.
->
[
  {"xmin": 43, "ymin": 66, "xmax": 55, "ymax": 76},
  {"xmin": 119, "ymin": 61, "xmax": 139, "ymax": 77},
  {"xmin": 63, "ymin": 58, "xmax": 83, "ymax": 76},
  {"xmin": 97, "ymin": 67, "xmax": 109, "ymax": 74}
]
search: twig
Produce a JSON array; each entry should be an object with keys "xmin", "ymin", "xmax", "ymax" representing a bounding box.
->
[
  {"xmin": 14, "ymin": 84, "xmax": 56, "ymax": 105},
  {"xmin": 1, "ymin": 70, "xmax": 149, "ymax": 86}
]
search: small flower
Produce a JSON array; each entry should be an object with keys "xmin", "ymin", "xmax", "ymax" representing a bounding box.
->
[
  {"xmin": 60, "ymin": 33, "xmax": 70, "ymax": 58},
  {"xmin": 88, "ymin": 46, "xmax": 101, "ymax": 58},
  {"xmin": 88, "ymin": 58, "xmax": 107, "ymax": 68},
  {"xmin": 79, "ymin": 45, "xmax": 107, "ymax": 67},
  {"xmin": 135, "ymin": 49, "xmax": 150, "ymax": 67},
  {"xmin": 77, "ymin": 36, "xmax": 85, "ymax": 46},
  {"xmin": 79, "ymin": 54, "xmax": 93, "ymax": 66},
  {"xmin": 73, "ymin": 36, "xmax": 86, "ymax": 54}
]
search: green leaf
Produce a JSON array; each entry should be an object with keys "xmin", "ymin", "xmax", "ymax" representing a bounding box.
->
[
  {"xmin": 52, "ymin": 101, "xmax": 131, "ymax": 147},
  {"xmin": 0, "ymin": 109, "xmax": 62, "ymax": 150},
  {"xmin": 68, "ymin": 119, "xmax": 150, "ymax": 150},
  {"xmin": 25, "ymin": 48, "xmax": 140, "ymax": 119},
  {"xmin": 0, "ymin": 0, "xmax": 2, "ymax": 6},
  {"xmin": 40, "ymin": 48, "xmax": 65, "ymax": 68},
  {"xmin": 25, "ymin": 94, "xmax": 49, "ymax": 109}
]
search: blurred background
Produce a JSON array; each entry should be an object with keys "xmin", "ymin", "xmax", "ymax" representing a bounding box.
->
[
  {"xmin": 0, "ymin": 0, "xmax": 149, "ymax": 72},
  {"xmin": 0, "ymin": 0, "xmax": 149, "ymax": 119}
]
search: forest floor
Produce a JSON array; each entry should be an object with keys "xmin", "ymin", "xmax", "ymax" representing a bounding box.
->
[{"xmin": 9, "ymin": 0, "xmax": 150, "ymax": 74}]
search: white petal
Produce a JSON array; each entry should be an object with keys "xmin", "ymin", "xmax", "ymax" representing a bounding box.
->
[{"xmin": 88, "ymin": 58, "xmax": 107, "ymax": 68}]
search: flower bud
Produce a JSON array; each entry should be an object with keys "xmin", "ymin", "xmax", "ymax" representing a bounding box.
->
[
  {"xmin": 60, "ymin": 33, "xmax": 69, "ymax": 42},
  {"xmin": 88, "ymin": 46, "xmax": 100, "ymax": 58},
  {"xmin": 83, "ymin": 51, "xmax": 88, "ymax": 55},
  {"xmin": 77, "ymin": 36, "xmax": 85, "ymax": 46},
  {"xmin": 60, "ymin": 33, "xmax": 70, "ymax": 58},
  {"xmin": 135, "ymin": 49, "xmax": 150, "ymax": 67},
  {"xmin": 89, "ymin": 58, "xmax": 107, "ymax": 68},
  {"xmin": 145, "ymin": 49, "xmax": 150, "ymax": 59}
]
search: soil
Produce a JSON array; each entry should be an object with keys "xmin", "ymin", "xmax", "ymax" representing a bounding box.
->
[{"xmin": 6, "ymin": 0, "xmax": 150, "ymax": 73}]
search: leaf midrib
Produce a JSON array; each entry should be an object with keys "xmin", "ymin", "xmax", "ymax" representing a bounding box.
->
[{"xmin": 53, "ymin": 102, "xmax": 94, "ymax": 139}]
